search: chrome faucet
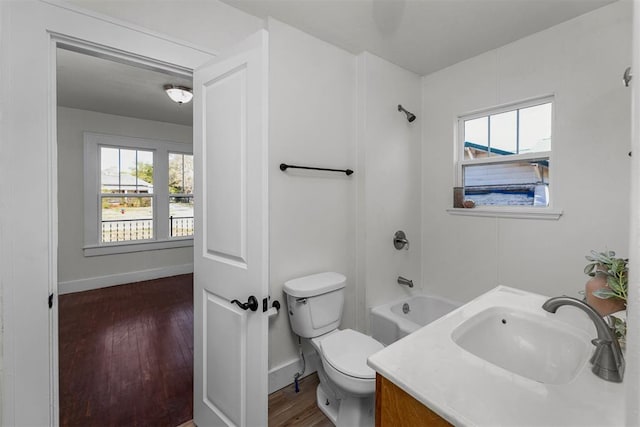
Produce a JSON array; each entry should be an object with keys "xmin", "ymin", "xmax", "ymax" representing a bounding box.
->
[
  {"xmin": 397, "ymin": 276, "xmax": 413, "ymax": 288},
  {"xmin": 542, "ymin": 296, "xmax": 624, "ymax": 382}
]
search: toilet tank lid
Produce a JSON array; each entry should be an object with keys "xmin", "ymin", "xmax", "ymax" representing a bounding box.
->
[{"xmin": 283, "ymin": 272, "xmax": 346, "ymax": 298}]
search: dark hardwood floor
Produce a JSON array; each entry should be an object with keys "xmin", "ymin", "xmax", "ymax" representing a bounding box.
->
[
  {"xmin": 59, "ymin": 274, "xmax": 194, "ymax": 427},
  {"xmin": 59, "ymin": 273, "xmax": 331, "ymax": 426}
]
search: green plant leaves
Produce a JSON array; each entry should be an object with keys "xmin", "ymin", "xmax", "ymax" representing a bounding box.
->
[
  {"xmin": 593, "ymin": 287, "xmax": 617, "ymax": 299},
  {"xmin": 584, "ymin": 249, "xmax": 628, "ymax": 304}
]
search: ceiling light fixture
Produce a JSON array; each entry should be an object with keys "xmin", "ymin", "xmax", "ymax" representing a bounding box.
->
[{"xmin": 164, "ymin": 84, "xmax": 193, "ymax": 104}]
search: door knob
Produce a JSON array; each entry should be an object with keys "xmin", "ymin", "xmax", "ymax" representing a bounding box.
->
[{"xmin": 231, "ymin": 295, "xmax": 259, "ymax": 311}]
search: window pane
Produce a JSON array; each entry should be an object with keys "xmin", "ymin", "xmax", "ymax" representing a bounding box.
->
[
  {"xmin": 119, "ymin": 149, "xmax": 137, "ymax": 191},
  {"xmin": 184, "ymin": 154, "xmax": 194, "ymax": 194},
  {"xmin": 489, "ymin": 110, "xmax": 517, "ymax": 155},
  {"xmin": 464, "ymin": 117, "xmax": 488, "ymax": 160},
  {"xmin": 170, "ymin": 196, "xmax": 194, "ymax": 237},
  {"xmin": 463, "ymin": 159, "xmax": 549, "ymax": 207},
  {"xmin": 100, "ymin": 147, "xmax": 153, "ymax": 194},
  {"xmin": 135, "ymin": 150, "xmax": 154, "ymax": 193},
  {"xmin": 101, "ymin": 147, "xmax": 120, "ymax": 191},
  {"xmin": 101, "ymin": 196, "xmax": 153, "ymax": 242},
  {"xmin": 519, "ymin": 103, "xmax": 552, "ymax": 153},
  {"xmin": 169, "ymin": 153, "xmax": 194, "ymax": 194},
  {"xmin": 169, "ymin": 153, "xmax": 183, "ymax": 193}
]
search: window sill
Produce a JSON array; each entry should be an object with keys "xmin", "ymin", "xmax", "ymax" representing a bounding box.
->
[
  {"xmin": 84, "ymin": 237, "xmax": 193, "ymax": 257},
  {"xmin": 446, "ymin": 207, "xmax": 563, "ymax": 220}
]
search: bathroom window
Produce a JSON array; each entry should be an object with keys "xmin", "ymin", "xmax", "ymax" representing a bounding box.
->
[
  {"xmin": 83, "ymin": 133, "xmax": 194, "ymax": 256},
  {"xmin": 457, "ymin": 97, "xmax": 553, "ymax": 208}
]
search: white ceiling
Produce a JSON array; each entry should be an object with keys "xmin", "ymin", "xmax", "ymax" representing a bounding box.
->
[
  {"xmin": 57, "ymin": 0, "xmax": 616, "ymax": 124},
  {"xmin": 221, "ymin": 0, "xmax": 617, "ymax": 76},
  {"xmin": 56, "ymin": 48, "xmax": 193, "ymax": 126}
]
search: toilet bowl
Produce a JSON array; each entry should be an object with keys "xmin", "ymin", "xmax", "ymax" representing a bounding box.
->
[
  {"xmin": 312, "ymin": 329, "xmax": 381, "ymax": 396},
  {"xmin": 283, "ymin": 272, "xmax": 384, "ymax": 426}
]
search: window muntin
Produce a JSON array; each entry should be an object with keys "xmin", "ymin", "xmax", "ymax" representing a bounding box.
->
[
  {"xmin": 459, "ymin": 99, "xmax": 552, "ymax": 207},
  {"xmin": 168, "ymin": 153, "xmax": 194, "ymax": 237}
]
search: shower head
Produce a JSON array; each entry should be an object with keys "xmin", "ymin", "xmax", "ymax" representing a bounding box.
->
[{"xmin": 398, "ymin": 104, "xmax": 416, "ymax": 123}]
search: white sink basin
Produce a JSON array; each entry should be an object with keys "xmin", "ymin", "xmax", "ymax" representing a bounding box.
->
[{"xmin": 451, "ymin": 306, "xmax": 592, "ymax": 384}]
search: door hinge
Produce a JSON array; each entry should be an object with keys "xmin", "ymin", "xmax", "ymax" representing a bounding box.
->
[{"xmin": 48, "ymin": 293, "xmax": 54, "ymax": 309}]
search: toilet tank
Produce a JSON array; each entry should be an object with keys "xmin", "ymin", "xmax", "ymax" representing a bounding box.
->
[{"xmin": 283, "ymin": 272, "xmax": 346, "ymax": 338}]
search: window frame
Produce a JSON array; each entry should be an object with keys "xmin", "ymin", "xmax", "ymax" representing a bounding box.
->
[
  {"xmin": 452, "ymin": 96, "xmax": 562, "ymax": 219},
  {"xmin": 99, "ymin": 146, "xmax": 155, "ymax": 243},
  {"xmin": 83, "ymin": 132, "xmax": 193, "ymax": 256}
]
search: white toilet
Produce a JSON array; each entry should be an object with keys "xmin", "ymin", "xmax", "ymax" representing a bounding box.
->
[{"xmin": 284, "ymin": 272, "xmax": 384, "ymax": 427}]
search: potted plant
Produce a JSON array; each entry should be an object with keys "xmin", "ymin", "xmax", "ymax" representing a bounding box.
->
[{"xmin": 583, "ymin": 250, "xmax": 627, "ymax": 342}]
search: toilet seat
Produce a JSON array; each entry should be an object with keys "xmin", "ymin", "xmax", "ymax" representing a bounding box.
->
[{"xmin": 320, "ymin": 329, "xmax": 383, "ymax": 379}]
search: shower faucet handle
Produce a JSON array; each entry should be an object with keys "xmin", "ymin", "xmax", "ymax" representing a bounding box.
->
[{"xmin": 393, "ymin": 230, "xmax": 410, "ymax": 250}]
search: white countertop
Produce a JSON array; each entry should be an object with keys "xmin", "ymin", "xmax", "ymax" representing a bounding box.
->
[{"xmin": 367, "ymin": 286, "xmax": 625, "ymax": 426}]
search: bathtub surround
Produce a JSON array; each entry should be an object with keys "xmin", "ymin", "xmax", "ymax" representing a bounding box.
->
[
  {"xmin": 356, "ymin": 52, "xmax": 423, "ymax": 332},
  {"xmin": 421, "ymin": 1, "xmax": 632, "ymax": 303}
]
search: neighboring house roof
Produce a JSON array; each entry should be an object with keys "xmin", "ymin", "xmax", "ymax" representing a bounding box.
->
[
  {"xmin": 464, "ymin": 141, "xmax": 549, "ymax": 167},
  {"xmin": 102, "ymin": 172, "xmax": 153, "ymax": 191}
]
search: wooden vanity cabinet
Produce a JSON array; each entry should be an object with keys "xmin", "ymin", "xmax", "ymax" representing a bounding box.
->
[{"xmin": 375, "ymin": 374, "xmax": 452, "ymax": 427}]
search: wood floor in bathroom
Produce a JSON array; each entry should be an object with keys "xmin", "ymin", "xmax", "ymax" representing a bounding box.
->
[{"xmin": 58, "ymin": 274, "xmax": 331, "ymax": 427}]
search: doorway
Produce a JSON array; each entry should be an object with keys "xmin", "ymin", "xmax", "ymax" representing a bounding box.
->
[{"xmin": 56, "ymin": 45, "xmax": 195, "ymax": 426}]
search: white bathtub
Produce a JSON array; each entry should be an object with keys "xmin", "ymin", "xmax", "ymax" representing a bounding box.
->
[{"xmin": 370, "ymin": 294, "xmax": 461, "ymax": 346}]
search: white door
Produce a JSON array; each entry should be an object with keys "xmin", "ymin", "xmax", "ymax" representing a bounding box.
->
[{"xmin": 193, "ymin": 30, "xmax": 269, "ymax": 427}]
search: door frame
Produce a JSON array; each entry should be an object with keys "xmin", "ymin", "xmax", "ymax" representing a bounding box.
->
[
  {"xmin": 1, "ymin": 1, "xmax": 214, "ymax": 424},
  {"xmin": 50, "ymin": 34, "xmax": 199, "ymax": 424}
]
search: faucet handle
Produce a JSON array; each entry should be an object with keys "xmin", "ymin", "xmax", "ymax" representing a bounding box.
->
[{"xmin": 393, "ymin": 230, "xmax": 410, "ymax": 250}]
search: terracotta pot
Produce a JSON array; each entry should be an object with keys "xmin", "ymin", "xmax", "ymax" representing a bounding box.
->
[{"xmin": 585, "ymin": 274, "xmax": 626, "ymax": 316}]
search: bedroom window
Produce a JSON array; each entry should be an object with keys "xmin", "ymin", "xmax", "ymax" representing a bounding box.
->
[
  {"xmin": 100, "ymin": 147, "xmax": 154, "ymax": 243},
  {"xmin": 84, "ymin": 133, "xmax": 193, "ymax": 256},
  {"xmin": 457, "ymin": 97, "xmax": 553, "ymax": 208}
]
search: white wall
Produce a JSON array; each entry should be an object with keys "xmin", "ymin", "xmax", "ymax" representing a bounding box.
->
[
  {"xmin": 65, "ymin": 0, "xmax": 264, "ymax": 54},
  {"xmin": 267, "ymin": 18, "xmax": 357, "ymax": 383},
  {"xmin": 356, "ymin": 52, "xmax": 422, "ymax": 331},
  {"xmin": 627, "ymin": 2, "xmax": 640, "ymax": 423},
  {"xmin": 57, "ymin": 107, "xmax": 194, "ymax": 292},
  {"xmin": 421, "ymin": 1, "xmax": 632, "ymax": 303}
]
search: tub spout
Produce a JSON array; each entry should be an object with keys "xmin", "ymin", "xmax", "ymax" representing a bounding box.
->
[{"xmin": 397, "ymin": 276, "xmax": 413, "ymax": 288}]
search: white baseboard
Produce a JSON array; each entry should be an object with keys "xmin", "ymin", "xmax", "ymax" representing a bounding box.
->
[
  {"xmin": 58, "ymin": 263, "xmax": 194, "ymax": 295},
  {"xmin": 268, "ymin": 352, "xmax": 320, "ymax": 394}
]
